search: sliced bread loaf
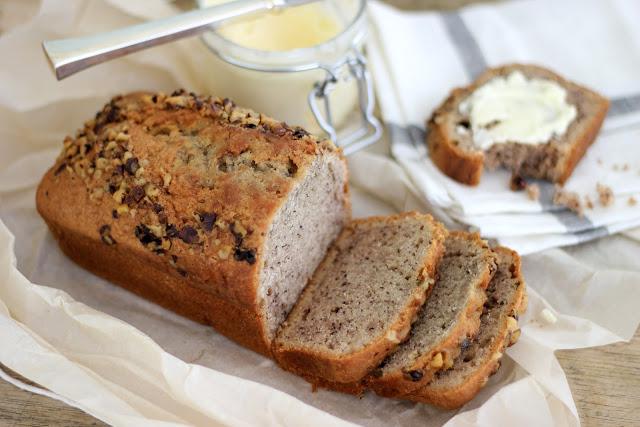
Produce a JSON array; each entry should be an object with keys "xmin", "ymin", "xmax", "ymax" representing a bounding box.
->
[
  {"xmin": 427, "ymin": 64, "xmax": 609, "ymax": 186},
  {"xmin": 367, "ymin": 232, "xmax": 496, "ymax": 397},
  {"xmin": 407, "ymin": 246, "xmax": 527, "ymax": 409},
  {"xmin": 272, "ymin": 212, "xmax": 447, "ymax": 384},
  {"xmin": 36, "ymin": 91, "xmax": 350, "ymax": 356}
]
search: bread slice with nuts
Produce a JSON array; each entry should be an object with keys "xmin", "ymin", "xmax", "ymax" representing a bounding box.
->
[
  {"xmin": 367, "ymin": 232, "xmax": 497, "ymax": 397},
  {"xmin": 36, "ymin": 90, "xmax": 350, "ymax": 357},
  {"xmin": 272, "ymin": 212, "xmax": 447, "ymax": 384},
  {"xmin": 407, "ymin": 246, "xmax": 527, "ymax": 409},
  {"xmin": 427, "ymin": 64, "xmax": 609, "ymax": 186}
]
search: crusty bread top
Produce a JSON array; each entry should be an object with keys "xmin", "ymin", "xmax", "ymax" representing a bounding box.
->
[{"xmin": 36, "ymin": 90, "xmax": 341, "ymax": 309}]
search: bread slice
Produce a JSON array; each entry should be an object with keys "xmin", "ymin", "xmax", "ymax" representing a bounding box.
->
[
  {"xmin": 367, "ymin": 232, "xmax": 497, "ymax": 397},
  {"xmin": 407, "ymin": 246, "xmax": 527, "ymax": 409},
  {"xmin": 427, "ymin": 64, "xmax": 609, "ymax": 186},
  {"xmin": 36, "ymin": 91, "xmax": 350, "ymax": 357},
  {"xmin": 272, "ymin": 212, "xmax": 447, "ymax": 384}
]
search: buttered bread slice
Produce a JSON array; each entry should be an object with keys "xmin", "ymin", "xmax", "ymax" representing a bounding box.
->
[
  {"xmin": 273, "ymin": 212, "xmax": 446, "ymax": 384},
  {"xmin": 427, "ymin": 64, "xmax": 609, "ymax": 185}
]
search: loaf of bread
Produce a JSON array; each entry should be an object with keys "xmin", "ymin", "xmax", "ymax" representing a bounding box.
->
[
  {"xmin": 407, "ymin": 246, "xmax": 527, "ymax": 409},
  {"xmin": 427, "ymin": 64, "xmax": 609, "ymax": 186},
  {"xmin": 36, "ymin": 91, "xmax": 350, "ymax": 356},
  {"xmin": 273, "ymin": 213, "xmax": 447, "ymax": 383},
  {"xmin": 37, "ymin": 90, "xmax": 529, "ymax": 410}
]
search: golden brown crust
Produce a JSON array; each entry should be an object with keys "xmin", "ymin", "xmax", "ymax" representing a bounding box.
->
[
  {"xmin": 36, "ymin": 90, "xmax": 348, "ymax": 356},
  {"xmin": 556, "ymin": 95, "xmax": 609, "ymax": 184},
  {"xmin": 426, "ymin": 63, "xmax": 609, "ymax": 186},
  {"xmin": 367, "ymin": 231, "xmax": 495, "ymax": 397},
  {"xmin": 427, "ymin": 91, "xmax": 485, "ymax": 186},
  {"xmin": 407, "ymin": 246, "xmax": 527, "ymax": 409},
  {"xmin": 273, "ymin": 212, "xmax": 447, "ymax": 384}
]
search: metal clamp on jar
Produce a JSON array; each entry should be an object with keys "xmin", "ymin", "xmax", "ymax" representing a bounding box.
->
[{"xmin": 42, "ymin": 0, "xmax": 381, "ymax": 154}]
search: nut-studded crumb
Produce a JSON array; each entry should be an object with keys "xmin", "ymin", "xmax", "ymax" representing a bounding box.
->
[
  {"xmin": 509, "ymin": 173, "xmax": 527, "ymax": 191},
  {"xmin": 629, "ymin": 196, "xmax": 637, "ymax": 207},
  {"xmin": 525, "ymin": 183, "xmax": 540, "ymax": 201},
  {"xmin": 553, "ymin": 186, "xmax": 583, "ymax": 216},
  {"xmin": 596, "ymin": 183, "xmax": 614, "ymax": 207}
]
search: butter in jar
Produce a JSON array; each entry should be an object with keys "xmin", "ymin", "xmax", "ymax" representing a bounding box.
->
[{"xmin": 197, "ymin": 0, "xmax": 377, "ymax": 148}]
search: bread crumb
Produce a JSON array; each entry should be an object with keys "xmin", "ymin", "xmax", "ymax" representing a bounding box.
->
[
  {"xmin": 596, "ymin": 183, "xmax": 614, "ymax": 207},
  {"xmin": 584, "ymin": 195, "xmax": 594, "ymax": 210},
  {"xmin": 553, "ymin": 186, "xmax": 583, "ymax": 216},
  {"xmin": 540, "ymin": 308, "xmax": 558, "ymax": 325},
  {"xmin": 629, "ymin": 196, "xmax": 637, "ymax": 206},
  {"xmin": 526, "ymin": 183, "xmax": 540, "ymax": 201}
]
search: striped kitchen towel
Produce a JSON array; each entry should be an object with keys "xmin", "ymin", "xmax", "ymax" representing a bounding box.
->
[{"xmin": 363, "ymin": 0, "xmax": 640, "ymax": 254}]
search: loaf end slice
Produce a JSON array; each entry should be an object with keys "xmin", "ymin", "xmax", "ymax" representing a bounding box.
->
[
  {"xmin": 407, "ymin": 246, "xmax": 527, "ymax": 409},
  {"xmin": 427, "ymin": 63, "xmax": 609, "ymax": 185},
  {"xmin": 36, "ymin": 91, "xmax": 350, "ymax": 357},
  {"xmin": 273, "ymin": 212, "xmax": 447, "ymax": 384},
  {"xmin": 367, "ymin": 232, "xmax": 497, "ymax": 397}
]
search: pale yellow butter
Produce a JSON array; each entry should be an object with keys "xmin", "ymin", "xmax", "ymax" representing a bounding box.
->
[
  {"xmin": 200, "ymin": 0, "xmax": 341, "ymax": 51},
  {"xmin": 459, "ymin": 71, "xmax": 577, "ymax": 150}
]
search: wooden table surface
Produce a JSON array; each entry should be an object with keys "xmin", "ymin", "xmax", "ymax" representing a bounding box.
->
[{"xmin": 1, "ymin": 0, "xmax": 639, "ymax": 426}]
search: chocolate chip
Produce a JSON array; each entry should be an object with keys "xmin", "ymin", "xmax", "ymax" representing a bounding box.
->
[
  {"xmin": 292, "ymin": 127, "xmax": 309, "ymax": 139},
  {"xmin": 371, "ymin": 368, "xmax": 383, "ymax": 378},
  {"xmin": 199, "ymin": 212, "xmax": 217, "ymax": 232},
  {"xmin": 124, "ymin": 185, "xmax": 145, "ymax": 205},
  {"xmin": 113, "ymin": 164, "xmax": 124, "ymax": 175},
  {"xmin": 152, "ymin": 203, "xmax": 164, "ymax": 214},
  {"xmin": 177, "ymin": 268, "xmax": 188, "ymax": 277},
  {"xmin": 99, "ymin": 224, "xmax": 116, "ymax": 245},
  {"xmin": 194, "ymin": 98, "xmax": 203, "ymax": 109},
  {"xmin": 234, "ymin": 248, "xmax": 256, "ymax": 264},
  {"xmin": 166, "ymin": 224, "xmax": 179, "ymax": 238},
  {"xmin": 406, "ymin": 370, "xmax": 423, "ymax": 382},
  {"xmin": 84, "ymin": 143, "xmax": 93, "ymax": 153},
  {"xmin": 105, "ymin": 105, "xmax": 121, "ymax": 124},
  {"xmin": 171, "ymin": 89, "xmax": 186, "ymax": 97},
  {"xmin": 108, "ymin": 183, "xmax": 118, "ymax": 194},
  {"xmin": 510, "ymin": 173, "xmax": 526, "ymax": 191},
  {"xmin": 135, "ymin": 224, "xmax": 161, "ymax": 246},
  {"xmin": 287, "ymin": 159, "xmax": 298, "ymax": 177},
  {"xmin": 244, "ymin": 123, "xmax": 257, "ymax": 129},
  {"xmin": 178, "ymin": 226, "xmax": 199, "ymax": 244},
  {"xmin": 460, "ymin": 338, "xmax": 471, "ymax": 352},
  {"xmin": 124, "ymin": 157, "xmax": 140, "ymax": 175},
  {"xmin": 54, "ymin": 162, "xmax": 67, "ymax": 176},
  {"xmin": 152, "ymin": 94, "xmax": 158, "ymax": 103},
  {"xmin": 171, "ymin": 255, "xmax": 178, "ymax": 263},
  {"xmin": 112, "ymin": 209, "xmax": 118, "ymax": 219}
]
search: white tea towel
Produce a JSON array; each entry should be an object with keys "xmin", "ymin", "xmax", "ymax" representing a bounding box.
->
[{"xmin": 365, "ymin": 0, "xmax": 640, "ymax": 254}]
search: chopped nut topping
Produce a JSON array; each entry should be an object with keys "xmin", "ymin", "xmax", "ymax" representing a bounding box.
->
[{"xmin": 99, "ymin": 225, "xmax": 116, "ymax": 245}]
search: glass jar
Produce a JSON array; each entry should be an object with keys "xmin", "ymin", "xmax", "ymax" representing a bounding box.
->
[{"xmin": 196, "ymin": 0, "xmax": 381, "ymax": 154}]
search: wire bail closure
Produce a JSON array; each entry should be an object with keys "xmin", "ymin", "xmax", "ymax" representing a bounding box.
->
[{"xmin": 308, "ymin": 49, "xmax": 382, "ymax": 154}]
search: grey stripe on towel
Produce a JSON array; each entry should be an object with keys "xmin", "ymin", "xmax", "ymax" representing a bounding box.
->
[{"xmin": 441, "ymin": 12, "xmax": 487, "ymax": 79}]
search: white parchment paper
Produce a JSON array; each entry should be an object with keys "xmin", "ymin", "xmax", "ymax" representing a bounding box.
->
[{"xmin": 1, "ymin": 1, "xmax": 640, "ymax": 426}]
